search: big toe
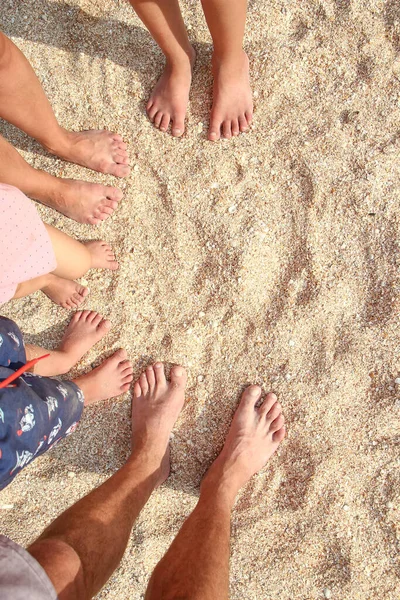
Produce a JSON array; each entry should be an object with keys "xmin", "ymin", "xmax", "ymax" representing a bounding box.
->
[
  {"xmin": 170, "ymin": 365, "xmax": 187, "ymax": 388},
  {"xmin": 240, "ymin": 385, "xmax": 262, "ymax": 409},
  {"xmin": 171, "ymin": 115, "xmax": 185, "ymax": 137},
  {"xmin": 98, "ymin": 318, "xmax": 111, "ymax": 333}
]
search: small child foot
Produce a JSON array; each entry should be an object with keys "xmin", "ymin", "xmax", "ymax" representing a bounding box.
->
[
  {"xmin": 58, "ymin": 310, "xmax": 111, "ymax": 364},
  {"xmin": 46, "ymin": 130, "xmax": 131, "ymax": 178},
  {"xmin": 42, "ymin": 275, "xmax": 89, "ymax": 309},
  {"xmin": 85, "ymin": 241, "xmax": 119, "ymax": 270},
  {"xmin": 147, "ymin": 49, "xmax": 196, "ymax": 137},
  {"xmin": 208, "ymin": 51, "xmax": 253, "ymax": 141},
  {"xmin": 73, "ymin": 349, "xmax": 134, "ymax": 405}
]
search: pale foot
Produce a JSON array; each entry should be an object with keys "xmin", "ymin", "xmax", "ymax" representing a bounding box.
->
[
  {"xmin": 47, "ymin": 179, "xmax": 123, "ymax": 226},
  {"xmin": 58, "ymin": 310, "xmax": 111, "ymax": 364},
  {"xmin": 73, "ymin": 349, "xmax": 133, "ymax": 405},
  {"xmin": 85, "ymin": 241, "xmax": 119, "ymax": 270},
  {"xmin": 42, "ymin": 274, "xmax": 89, "ymax": 309},
  {"xmin": 147, "ymin": 49, "xmax": 196, "ymax": 137},
  {"xmin": 208, "ymin": 51, "xmax": 253, "ymax": 141},
  {"xmin": 46, "ymin": 129, "xmax": 131, "ymax": 178},
  {"xmin": 203, "ymin": 386, "xmax": 285, "ymax": 500},
  {"xmin": 132, "ymin": 362, "xmax": 187, "ymax": 484}
]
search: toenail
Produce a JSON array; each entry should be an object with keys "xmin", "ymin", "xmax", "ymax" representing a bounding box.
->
[
  {"xmin": 248, "ymin": 386, "xmax": 261, "ymax": 396},
  {"xmin": 154, "ymin": 362, "xmax": 163, "ymax": 369}
]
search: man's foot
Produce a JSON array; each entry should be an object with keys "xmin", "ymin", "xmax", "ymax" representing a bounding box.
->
[
  {"xmin": 42, "ymin": 274, "xmax": 89, "ymax": 309},
  {"xmin": 147, "ymin": 49, "xmax": 196, "ymax": 137},
  {"xmin": 85, "ymin": 241, "xmax": 119, "ymax": 270},
  {"xmin": 45, "ymin": 129, "xmax": 131, "ymax": 178},
  {"xmin": 208, "ymin": 51, "xmax": 253, "ymax": 141},
  {"xmin": 132, "ymin": 362, "xmax": 187, "ymax": 483},
  {"xmin": 204, "ymin": 386, "xmax": 285, "ymax": 500},
  {"xmin": 73, "ymin": 349, "xmax": 134, "ymax": 405},
  {"xmin": 46, "ymin": 178, "xmax": 123, "ymax": 226}
]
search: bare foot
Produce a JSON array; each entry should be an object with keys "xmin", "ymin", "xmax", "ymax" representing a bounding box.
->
[
  {"xmin": 147, "ymin": 49, "xmax": 196, "ymax": 137},
  {"xmin": 204, "ymin": 386, "xmax": 285, "ymax": 500},
  {"xmin": 46, "ymin": 179, "xmax": 123, "ymax": 226},
  {"xmin": 42, "ymin": 274, "xmax": 89, "ymax": 309},
  {"xmin": 85, "ymin": 241, "xmax": 119, "ymax": 270},
  {"xmin": 132, "ymin": 362, "xmax": 187, "ymax": 483},
  {"xmin": 208, "ymin": 51, "xmax": 253, "ymax": 141},
  {"xmin": 73, "ymin": 349, "xmax": 133, "ymax": 405},
  {"xmin": 46, "ymin": 129, "xmax": 131, "ymax": 178}
]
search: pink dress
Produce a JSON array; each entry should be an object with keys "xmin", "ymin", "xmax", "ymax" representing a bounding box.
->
[{"xmin": 0, "ymin": 184, "xmax": 57, "ymax": 304}]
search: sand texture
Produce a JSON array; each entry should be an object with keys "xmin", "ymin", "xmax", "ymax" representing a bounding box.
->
[{"xmin": 1, "ymin": 0, "xmax": 400, "ymax": 598}]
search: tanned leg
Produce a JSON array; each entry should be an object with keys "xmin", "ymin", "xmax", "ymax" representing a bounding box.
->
[
  {"xmin": 25, "ymin": 311, "xmax": 111, "ymax": 376},
  {"xmin": 145, "ymin": 385, "xmax": 285, "ymax": 599},
  {"xmin": 27, "ymin": 363, "xmax": 187, "ymax": 599},
  {"xmin": 128, "ymin": 0, "xmax": 195, "ymax": 136},
  {"xmin": 12, "ymin": 273, "xmax": 89, "ymax": 309},
  {"xmin": 200, "ymin": 0, "xmax": 253, "ymax": 140}
]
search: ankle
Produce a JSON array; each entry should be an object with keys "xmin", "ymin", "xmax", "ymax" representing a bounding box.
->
[
  {"xmin": 165, "ymin": 46, "xmax": 196, "ymax": 70},
  {"xmin": 212, "ymin": 49, "xmax": 247, "ymax": 69},
  {"xmin": 201, "ymin": 460, "xmax": 240, "ymax": 509},
  {"xmin": 42, "ymin": 127, "xmax": 72, "ymax": 157}
]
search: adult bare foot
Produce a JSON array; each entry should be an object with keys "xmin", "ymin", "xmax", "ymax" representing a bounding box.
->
[
  {"xmin": 73, "ymin": 349, "xmax": 133, "ymax": 406},
  {"xmin": 45, "ymin": 129, "xmax": 131, "ymax": 178},
  {"xmin": 147, "ymin": 49, "xmax": 196, "ymax": 137},
  {"xmin": 132, "ymin": 362, "xmax": 187, "ymax": 482},
  {"xmin": 203, "ymin": 386, "xmax": 285, "ymax": 501},
  {"xmin": 46, "ymin": 179, "xmax": 123, "ymax": 226},
  {"xmin": 85, "ymin": 241, "xmax": 119, "ymax": 270},
  {"xmin": 42, "ymin": 274, "xmax": 89, "ymax": 309},
  {"xmin": 208, "ymin": 51, "xmax": 253, "ymax": 141}
]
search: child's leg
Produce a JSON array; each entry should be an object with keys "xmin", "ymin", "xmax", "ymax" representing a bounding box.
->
[
  {"xmin": 127, "ymin": 0, "xmax": 195, "ymax": 137},
  {"xmin": 200, "ymin": 0, "xmax": 253, "ymax": 141},
  {"xmin": 45, "ymin": 224, "xmax": 118, "ymax": 281},
  {"xmin": 25, "ymin": 311, "xmax": 111, "ymax": 376}
]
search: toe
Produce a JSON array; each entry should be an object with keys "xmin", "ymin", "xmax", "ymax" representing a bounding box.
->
[
  {"xmin": 147, "ymin": 105, "xmax": 158, "ymax": 121},
  {"xmin": 170, "ymin": 365, "xmax": 187, "ymax": 388},
  {"xmin": 105, "ymin": 187, "xmax": 123, "ymax": 202},
  {"xmin": 112, "ymin": 164, "xmax": 131, "ymax": 178},
  {"xmin": 273, "ymin": 425, "xmax": 286, "ymax": 443},
  {"xmin": 172, "ymin": 116, "xmax": 185, "ymax": 137},
  {"xmin": 88, "ymin": 216, "xmax": 101, "ymax": 226},
  {"xmin": 239, "ymin": 115, "xmax": 249, "ymax": 132},
  {"xmin": 270, "ymin": 413, "xmax": 284, "ymax": 433},
  {"xmin": 108, "ymin": 260, "xmax": 119, "ymax": 271},
  {"xmin": 134, "ymin": 382, "xmax": 142, "ymax": 398},
  {"xmin": 222, "ymin": 120, "xmax": 232, "ymax": 139},
  {"xmin": 146, "ymin": 365, "xmax": 156, "ymax": 390},
  {"xmin": 265, "ymin": 402, "xmax": 282, "ymax": 426},
  {"xmin": 122, "ymin": 374, "xmax": 134, "ymax": 385},
  {"xmin": 159, "ymin": 113, "xmax": 171, "ymax": 133},
  {"xmin": 245, "ymin": 110, "xmax": 253, "ymax": 126},
  {"xmin": 91, "ymin": 313, "xmax": 103, "ymax": 327},
  {"xmin": 72, "ymin": 311, "xmax": 83, "ymax": 322},
  {"xmin": 80, "ymin": 287, "xmax": 89, "ymax": 298},
  {"xmin": 240, "ymin": 385, "xmax": 262, "ymax": 409},
  {"xmin": 139, "ymin": 372, "xmax": 149, "ymax": 395},
  {"xmin": 99, "ymin": 318, "xmax": 111, "ymax": 332},
  {"xmin": 103, "ymin": 199, "xmax": 119, "ymax": 211},
  {"xmin": 259, "ymin": 392, "xmax": 277, "ymax": 416},
  {"xmin": 85, "ymin": 311, "xmax": 97, "ymax": 322},
  {"xmin": 208, "ymin": 119, "xmax": 221, "ymax": 141},
  {"xmin": 111, "ymin": 134, "xmax": 123, "ymax": 143},
  {"xmin": 231, "ymin": 119, "xmax": 240, "ymax": 136},
  {"xmin": 154, "ymin": 111, "xmax": 163, "ymax": 128},
  {"xmin": 153, "ymin": 362, "xmax": 166, "ymax": 386},
  {"xmin": 115, "ymin": 349, "xmax": 127, "ymax": 362}
]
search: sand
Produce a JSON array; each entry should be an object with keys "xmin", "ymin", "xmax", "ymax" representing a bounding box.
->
[{"xmin": 1, "ymin": 0, "xmax": 400, "ymax": 597}]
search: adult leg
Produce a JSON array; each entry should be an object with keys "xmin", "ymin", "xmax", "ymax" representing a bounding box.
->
[
  {"xmin": 27, "ymin": 363, "xmax": 187, "ymax": 599},
  {"xmin": 0, "ymin": 134, "xmax": 123, "ymax": 225},
  {"xmin": 145, "ymin": 385, "xmax": 285, "ymax": 599},
  {"xmin": 0, "ymin": 31, "xmax": 130, "ymax": 177},
  {"xmin": 128, "ymin": 0, "xmax": 195, "ymax": 136},
  {"xmin": 200, "ymin": 0, "xmax": 253, "ymax": 140},
  {"xmin": 25, "ymin": 311, "xmax": 111, "ymax": 376}
]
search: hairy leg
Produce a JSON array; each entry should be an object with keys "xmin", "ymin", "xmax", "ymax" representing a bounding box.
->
[
  {"xmin": 145, "ymin": 386, "xmax": 285, "ymax": 599},
  {"xmin": 128, "ymin": 0, "xmax": 195, "ymax": 136},
  {"xmin": 28, "ymin": 363, "xmax": 187, "ymax": 599},
  {"xmin": 200, "ymin": 0, "xmax": 253, "ymax": 140},
  {"xmin": 25, "ymin": 311, "xmax": 111, "ymax": 376},
  {"xmin": 0, "ymin": 31, "xmax": 130, "ymax": 177},
  {"xmin": 0, "ymin": 133, "xmax": 123, "ymax": 225}
]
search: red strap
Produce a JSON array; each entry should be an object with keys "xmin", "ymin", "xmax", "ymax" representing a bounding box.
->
[{"xmin": 0, "ymin": 354, "xmax": 50, "ymax": 389}]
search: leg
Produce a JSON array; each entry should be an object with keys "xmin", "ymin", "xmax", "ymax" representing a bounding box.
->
[
  {"xmin": 12, "ymin": 273, "xmax": 89, "ymax": 310},
  {"xmin": 128, "ymin": 0, "xmax": 195, "ymax": 136},
  {"xmin": 0, "ymin": 31, "xmax": 130, "ymax": 177},
  {"xmin": 145, "ymin": 386, "xmax": 285, "ymax": 599},
  {"xmin": 200, "ymin": 0, "xmax": 253, "ymax": 140},
  {"xmin": 25, "ymin": 311, "xmax": 111, "ymax": 376},
  {"xmin": 27, "ymin": 363, "xmax": 187, "ymax": 598}
]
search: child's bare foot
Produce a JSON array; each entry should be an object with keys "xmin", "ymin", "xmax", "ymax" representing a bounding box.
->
[
  {"xmin": 47, "ymin": 179, "xmax": 123, "ymax": 226},
  {"xmin": 203, "ymin": 386, "xmax": 285, "ymax": 502},
  {"xmin": 42, "ymin": 274, "xmax": 89, "ymax": 309},
  {"xmin": 85, "ymin": 241, "xmax": 119, "ymax": 270},
  {"xmin": 208, "ymin": 51, "xmax": 253, "ymax": 141},
  {"xmin": 45, "ymin": 129, "xmax": 131, "ymax": 178},
  {"xmin": 147, "ymin": 49, "xmax": 196, "ymax": 137},
  {"xmin": 73, "ymin": 349, "xmax": 133, "ymax": 405},
  {"xmin": 58, "ymin": 310, "xmax": 111, "ymax": 363},
  {"xmin": 131, "ymin": 362, "xmax": 187, "ymax": 483}
]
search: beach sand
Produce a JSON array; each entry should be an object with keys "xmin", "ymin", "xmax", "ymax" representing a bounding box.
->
[{"xmin": 1, "ymin": 0, "xmax": 400, "ymax": 598}]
